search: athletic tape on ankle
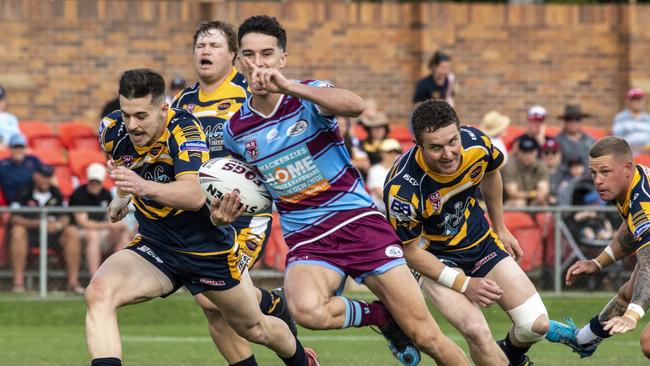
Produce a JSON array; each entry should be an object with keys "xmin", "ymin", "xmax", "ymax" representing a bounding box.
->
[
  {"xmin": 593, "ymin": 246, "xmax": 616, "ymax": 269},
  {"xmin": 624, "ymin": 303, "xmax": 645, "ymax": 323},
  {"xmin": 437, "ymin": 267, "xmax": 469, "ymax": 293}
]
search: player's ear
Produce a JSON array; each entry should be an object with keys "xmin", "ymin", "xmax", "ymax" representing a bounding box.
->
[{"xmin": 279, "ymin": 51, "xmax": 287, "ymax": 69}]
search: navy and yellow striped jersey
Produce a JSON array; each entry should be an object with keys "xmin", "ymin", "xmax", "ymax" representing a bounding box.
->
[
  {"xmin": 171, "ymin": 68, "xmax": 249, "ymax": 159},
  {"xmin": 383, "ymin": 126, "xmax": 505, "ymax": 253},
  {"xmin": 617, "ymin": 164, "xmax": 650, "ymax": 252},
  {"xmin": 99, "ymin": 108, "xmax": 234, "ymax": 254}
]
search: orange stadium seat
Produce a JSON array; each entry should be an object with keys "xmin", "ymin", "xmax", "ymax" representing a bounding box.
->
[
  {"xmin": 19, "ymin": 120, "xmax": 62, "ymax": 149},
  {"xmin": 545, "ymin": 125, "xmax": 561, "ymax": 137},
  {"xmin": 503, "ymin": 211, "xmax": 544, "ymax": 272},
  {"xmin": 636, "ymin": 154, "xmax": 650, "ymax": 167},
  {"xmin": 262, "ymin": 212, "xmax": 288, "ymax": 271},
  {"xmin": 58, "ymin": 121, "xmax": 97, "ymax": 150},
  {"xmin": 54, "ymin": 166, "xmax": 75, "ymax": 199},
  {"xmin": 32, "ymin": 148, "xmax": 67, "ymax": 166},
  {"xmin": 582, "ymin": 126, "xmax": 609, "ymax": 140},
  {"xmin": 0, "ymin": 148, "xmax": 10, "ymax": 160},
  {"xmin": 68, "ymin": 148, "xmax": 107, "ymax": 183}
]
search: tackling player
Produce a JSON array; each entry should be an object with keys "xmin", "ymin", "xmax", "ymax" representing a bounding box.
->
[
  {"xmin": 383, "ymin": 99, "xmax": 549, "ymax": 366},
  {"xmin": 223, "ymin": 15, "xmax": 470, "ymax": 366},
  {"xmin": 546, "ymin": 136, "xmax": 650, "ymax": 360},
  {"xmin": 86, "ymin": 69, "xmax": 316, "ymax": 366},
  {"xmin": 171, "ymin": 20, "xmax": 294, "ymax": 366}
]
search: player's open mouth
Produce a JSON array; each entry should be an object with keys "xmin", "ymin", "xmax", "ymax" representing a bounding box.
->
[
  {"xmin": 128, "ymin": 131, "xmax": 145, "ymax": 139},
  {"xmin": 200, "ymin": 59, "xmax": 213, "ymax": 66}
]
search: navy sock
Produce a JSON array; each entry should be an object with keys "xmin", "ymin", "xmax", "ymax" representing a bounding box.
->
[
  {"xmin": 230, "ymin": 355, "xmax": 258, "ymax": 366},
  {"xmin": 258, "ymin": 288, "xmax": 273, "ymax": 315},
  {"xmin": 501, "ymin": 333, "xmax": 530, "ymax": 365},
  {"xmin": 589, "ymin": 315, "xmax": 612, "ymax": 339},
  {"xmin": 91, "ymin": 358, "xmax": 121, "ymax": 366},
  {"xmin": 279, "ymin": 339, "xmax": 307, "ymax": 366}
]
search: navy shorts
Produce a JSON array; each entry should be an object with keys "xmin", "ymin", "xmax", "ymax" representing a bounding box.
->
[
  {"xmin": 127, "ymin": 235, "xmax": 243, "ymax": 296},
  {"xmin": 435, "ymin": 231, "xmax": 510, "ymax": 278}
]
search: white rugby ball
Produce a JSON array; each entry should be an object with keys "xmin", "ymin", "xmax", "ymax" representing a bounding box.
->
[{"xmin": 199, "ymin": 157, "xmax": 272, "ymax": 216}]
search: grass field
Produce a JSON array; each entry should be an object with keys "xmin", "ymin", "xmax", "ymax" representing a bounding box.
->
[{"xmin": 1, "ymin": 291, "xmax": 647, "ymax": 366}]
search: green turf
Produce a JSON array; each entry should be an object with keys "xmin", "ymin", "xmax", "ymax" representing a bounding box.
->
[{"xmin": 0, "ymin": 291, "xmax": 647, "ymax": 365}]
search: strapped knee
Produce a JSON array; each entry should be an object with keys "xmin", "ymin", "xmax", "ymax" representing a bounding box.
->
[{"xmin": 507, "ymin": 293, "xmax": 548, "ymax": 343}]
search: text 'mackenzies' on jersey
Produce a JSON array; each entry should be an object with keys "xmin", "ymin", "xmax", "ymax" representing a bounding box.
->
[
  {"xmin": 223, "ymin": 80, "xmax": 377, "ymax": 249},
  {"xmin": 99, "ymin": 108, "xmax": 234, "ymax": 254},
  {"xmin": 383, "ymin": 126, "xmax": 504, "ymax": 253},
  {"xmin": 171, "ymin": 68, "xmax": 249, "ymax": 159},
  {"xmin": 617, "ymin": 164, "xmax": 650, "ymax": 252}
]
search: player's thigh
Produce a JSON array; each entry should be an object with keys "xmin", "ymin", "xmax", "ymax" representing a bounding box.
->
[
  {"xmin": 194, "ymin": 292, "xmax": 220, "ymax": 312},
  {"xmin": 201, "ymin": 274, "xmax": 262, "ymax": 330},
  {"xmin": 284, "ymin": 262, "xmax": 346, "ymax": 311},
  {"xmin": 485, "ymin": 256, "xmax": 538, "ymax": 311},
  {"xmin": 87, "ymin": 249, "xmax": 173, "ymax": 307},
  {"xmin": 421, "ymin": 277, "xmax": 491, "ymax": 338},
  {"xmin": 364, "ymin": 264, "xmax": 440, "ymax": 333}
]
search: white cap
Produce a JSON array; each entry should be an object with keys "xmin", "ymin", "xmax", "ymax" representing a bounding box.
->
[
  {"xmin": 86, "ymin": 162, "xmax": 107, "ymax": 182},
  {"xmin": 527, "ymin": 105, "xmax": 547, "ymax": 121}
]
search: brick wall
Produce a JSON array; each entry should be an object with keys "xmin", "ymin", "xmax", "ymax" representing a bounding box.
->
[{"xmin": 0, "ymin": 0, "xmax": 648, "ymax": 131}]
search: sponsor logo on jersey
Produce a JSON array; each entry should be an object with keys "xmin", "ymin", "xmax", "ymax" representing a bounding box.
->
[
  {"xmin": 470, "ymin": 252, "xmax": 497, "ymax": 274},
  {"xmin": 469, "ymin": 165, "xmax": 482, "ymax": 180},
  {"xmin": 179, "ymin": 140, "xmax": 209, "ymax": 152},
  {"xmin": 245, "ymin": 140, "xmax": 259, "ymax": 159},
  {"xmin": 389, "ymin": 198, "xmax": 413, "ymax": 222},
  {"xmin": 121, "ymin": 155, "xmax": 134, "ymax": 168},
  {"xmin": 402, "ymin": 173, "xmax": 419, "ymax": 186},
  {"xmin": 287, "ymin": 120, "xmax": 308, "ymax": 136},
  {"xmin": 136, "ymin": 244, "xmax": 163, "ymax": 264},
  {"xmin": 266, "ymin": 128, "xmax": 279, "ymax": 141},
  {"xmin": 199, "ymin": 278, "xmax": 226, "ymax": 287},
  {"xmin": 217, "ymin": 101, "xmax": 232, "ymax": 111},
  {"xmin": 385, "ymin": 245, "xmax": 404, "ymax": 258},
  {"xmin": 428, "ymin": 191, "xmax": 441, "ymax": 211}
]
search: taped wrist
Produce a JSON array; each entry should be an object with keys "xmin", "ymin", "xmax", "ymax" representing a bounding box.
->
[
  {"xmin": 436, "ymin": 266, "xmax": 470, "ymax": 293},
  {"xmin": 623, "ymin": 303, "xmax": 645, "ymax": 324},
  {"xmin": 593, "ymin": 246, "xmax": 616, "ymax": 269}
]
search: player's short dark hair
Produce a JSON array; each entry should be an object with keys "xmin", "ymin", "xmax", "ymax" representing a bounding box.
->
[
  {"xmin": 193, "ymin": 20, "xmax": 238, "ymax": 61},
  {"xmin": 428, "ymin": 51, "xmax": 451, "ymax": 70},
  {"xmin": 411, "ymin": 99, "xmax": 460, "ymax": 145},
  {"xmin": 589, "ymin": 136, "xmax": 633, "ymax": 162},
  {"xmin": 238, "ymin": 15, "xmax": 287, "ymax": 52},
  {"xmin": 119, "ymin": 69, "xmax": 165, "ymax": 104}
]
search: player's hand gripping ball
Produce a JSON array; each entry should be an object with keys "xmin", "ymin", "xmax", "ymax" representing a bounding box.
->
[{"xmin": 199, "ymin": 158, "xmax": 272, "ymax": 216}]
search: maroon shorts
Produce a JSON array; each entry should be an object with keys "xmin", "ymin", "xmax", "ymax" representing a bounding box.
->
[{"xmin": 286, "ymin": 212, "xmax": 406, "ymax": 284}]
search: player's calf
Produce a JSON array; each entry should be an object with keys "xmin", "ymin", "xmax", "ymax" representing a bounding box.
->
[{"xmin": 641, "ymin": 323, "xmax": 650, "ymax": 359}]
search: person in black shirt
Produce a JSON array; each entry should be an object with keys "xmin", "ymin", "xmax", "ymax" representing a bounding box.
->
[
  {"xmin": 413, "ymin": 51, "xmax": 456, "ymax": 106},
  {"xmin": 69, "ymin": 163, "xmax": 131, "ymax": 277},
  {"xmin": 8, "ymin": 165, "xmax": 82, "ymax": 293}
]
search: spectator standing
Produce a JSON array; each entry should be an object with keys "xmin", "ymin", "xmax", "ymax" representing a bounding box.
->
[
  {"xmin": 360, "ymin": 112, "xmax": 390, "ymax": 165},
  {"xmin": 366, "ymin": 138, "xmax": 403, "ymax": 213},
  {"xmin": 0, "ymin": 85, "xmax": 21, "ymax": 149},
  {"xmin": 69, "ymin": 163, "xmax": 131, "ymax": 277},
  {"xmin": 612, "ymin": 88, "xmax": 650, "ymax": 155},
  {"xmin": 514, "ymin": 105, "xmax": 551, "ymax": 152},
  {"xmin": 554, "ymin": 104, "xmax": 595, "ymax": 171},
  {"xmin": 413, "ymin": 51, "xmax": 456, "ymax": 106},
  {"xmin": 9, "ymin": 165, "xmax": 82, "ymax": 293},
  {"xmin": 479, "ymin": 110, "xmax": 510, "ymax": 162},
  {"xmin": 502, "ymin": 135, "xmax": 550, "ymax": 207},
  {"xmin": 0, "ymin": 134, "xmax": 42, "ymax": 203},
  {"xmin": 541, "ymin": 137, "xmax": 564, "ymax": 204}
]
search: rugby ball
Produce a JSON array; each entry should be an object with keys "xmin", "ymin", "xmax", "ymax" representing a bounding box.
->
[{"xmin": 198, "ymin": 157, "xmax": 272, "ymax": 216}]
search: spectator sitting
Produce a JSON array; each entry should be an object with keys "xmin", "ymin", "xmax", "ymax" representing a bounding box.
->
[
  {"xmin": 479, "ymin": 110, "xmax": 510, "ymax": 163},
  {"xmin": 9, "ymin": 165, "xmax": 82, "ymax": 293},
  {"xmin": 612, "ymin": 88, "xmax": 650, "ymax": 155},
  {"xmin": 555, "ymin": 104, "xmax": 595, "ymax": 172},
  {"xmin": 413, "ymin": 50, "xmax": 456, "ymax": 106},
  {"xmin": 0, "ymin": 133, "xmax": 42, "ymax": 204},
  {"xmin": 69, "ymin": 163, "xmax": 131, "ymax": 278},
  {"xmin": 503, "ymin": 135, "xmax": 550, "ymax": 207},
  {"xmin": 513, "ymin": 105, "xmax": 551, "ymax": 152},
  {"xmin": 366, "ymin": 138, "xmax": 403, "ymax": 213},
  {"xmin": 337, "ymin": 115, "xmax": 370, "ymax": 175},
  {"xmin": 360, "ymin": 112, "xmax": 390, "ymax": 166},
  {"xmin": 556, "ymin": 157, "xmax": 588, "ymax": 206},
  {"xmin": 166, "ymin": 77, "xmax": 187, "ymax": 105},
  {"xmin": 541, "ymin": 137, "xmax": 564, "ymax": 204},
  {"xmin": 0, "ymin": 85, "xmax": 21, "ymax": 149}
]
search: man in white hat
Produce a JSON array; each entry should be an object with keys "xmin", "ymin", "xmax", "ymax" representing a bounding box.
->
[
  {"xmin": 367, "ymin": 138, "xmax": 403, "ymax": 213},
  {"xmin": 480, "ymin": 111, "xmax": 511, "ymax": 162},
  {"xmin": 69, "ymin": 163, "xmax": 131, "ymax": 277},
  {"xmin": 514, "ymin": 105, "xmax": 551, "ymax": 152}
]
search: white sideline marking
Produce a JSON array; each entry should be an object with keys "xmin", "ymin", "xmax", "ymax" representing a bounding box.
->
[{"xmin": 122, "ymin": 334, "xmax": 642, "ymax": 347}]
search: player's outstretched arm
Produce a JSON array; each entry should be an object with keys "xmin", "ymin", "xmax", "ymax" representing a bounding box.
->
[
  {"xmin": 111, "ymin": 166, "xmax": 205, "ymax": 211},
  {"xmin": 604, "ymin": 244, "xmax": 650, "ymax": 335},
  {"xmin": 479, "ymin": 169, "xmax": 523, "ymax": 260},
  {"xmin": 403, "ymin": 244, "xmax": 502, "ymax": 307},
  {"xmin": 566, "ymin": 223, "xmax": 636, "ymax": 285}
]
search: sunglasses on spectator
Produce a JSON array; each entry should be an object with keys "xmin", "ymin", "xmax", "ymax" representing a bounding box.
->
[
  {"xmin": 543, "ymin": 150, "xmax": 559, "ymax": 156},
  {"xmin": 565, "ymin": 117, "xmax": 582, "ymax": 122}
]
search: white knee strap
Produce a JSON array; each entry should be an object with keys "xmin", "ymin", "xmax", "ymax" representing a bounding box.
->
[{"xmin": 507, "ymin": 293, "xmax": 548, "ymax": 343}]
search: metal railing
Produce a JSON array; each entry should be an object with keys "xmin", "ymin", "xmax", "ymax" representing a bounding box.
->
[{"xmin": 0, "ymin": 205, "xmax": 621, "ymax": 298}]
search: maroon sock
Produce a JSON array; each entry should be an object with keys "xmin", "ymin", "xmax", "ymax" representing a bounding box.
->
[{"xmin": 342, "ymin": 298, "xmax": 392, "ymax": 328}]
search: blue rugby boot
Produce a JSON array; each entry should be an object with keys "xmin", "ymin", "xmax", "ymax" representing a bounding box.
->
[
  {"xmin": 378, "ymin": 319, "xmax": 421, "ymax": 366},
  {"xmin": 546, "ymin": 317, "xmax": 597, "ymax": 358}
]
